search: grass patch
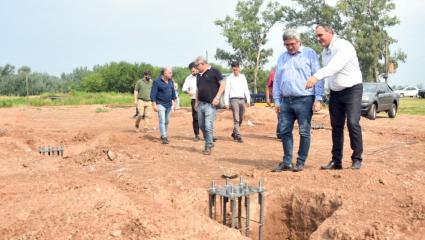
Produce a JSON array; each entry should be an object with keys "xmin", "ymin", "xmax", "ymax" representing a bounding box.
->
[
  {"xmin": 0, "ymin": 91, "xmax": 194, "ymax": 108},
  {"xmin": 95, "ymin": 107, "xmax": 109, "ymax": 113},
  {"xmin": 179, "ymin": 93, "xmax": 192, "ymax": 108},
  {"xmin": 398, "ymin": 98, "xmax": 425, "ymax": 115},
  {"xmin": 0, "ymin": 91, "xmax": 133, "ymax": 108}
]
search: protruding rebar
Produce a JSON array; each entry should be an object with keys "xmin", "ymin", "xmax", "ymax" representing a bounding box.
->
[
  {"xmin": 259, "ymin": 191, "xmax": 265, "ymax": 240},
  {"xmin": 230, "ymin": 197, "xmax": 236, "ymax": 228},
  {"xmin": 237, "ymin": 196, "xmax": 242, "ymax": 229},
  {"xmin": 245, "ymin": 194, "xmax": 250, "ymax": 238},
  {"xmin": 223, "ymin": 196, "xmax": 228, "ymax": 225}
]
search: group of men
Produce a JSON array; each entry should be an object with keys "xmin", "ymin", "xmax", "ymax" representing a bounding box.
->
[{"xmin": 133, "ymin": 23, "xmax": 364, "ymax": 171}]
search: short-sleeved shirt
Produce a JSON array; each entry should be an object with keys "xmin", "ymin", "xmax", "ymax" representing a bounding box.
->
[
  {"xmin": 134, "ymin": 79, "xmax": 153, "ymax": 101},
  {"xmin": 266, "ymin": 69, "xmax": 276, "ymax": 88},
  {"xmin": 197, "ymin": 67, "xmax": 223, "ymax": 103},
  {"xmin": 150, "ymin": 77, "xmax": 176, "ymax": 108}
]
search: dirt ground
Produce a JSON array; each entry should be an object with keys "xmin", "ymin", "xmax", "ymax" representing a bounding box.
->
[{"xmin": 0, "ymin": 105, "xmax": 424, "ymax": 240}]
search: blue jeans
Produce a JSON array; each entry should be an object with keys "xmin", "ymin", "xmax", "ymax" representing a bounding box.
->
[
  {"xmin": 157, "ymin": 104, "xmax": 171, "ymax": 138},
  {"xmin": 198, "ymin": 102, "xmax": 216, "ymax": 148},
  {"xmin": 278, "ymin": 96, "xmax": 314, "ymax": 166}
]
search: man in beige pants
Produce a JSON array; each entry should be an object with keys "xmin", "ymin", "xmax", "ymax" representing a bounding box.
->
[{"xmin": 134, "ymin": 70, "xmax": 154, "ymax": 132}]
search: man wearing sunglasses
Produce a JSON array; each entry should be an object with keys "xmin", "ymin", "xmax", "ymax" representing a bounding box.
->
[
  {"xmin": 305, "ymin": 24, "xmax": 363, "ymax": 170},
  {"xmin": 272, "ymin": 29, "xmax": 324, "ymax": 172}
]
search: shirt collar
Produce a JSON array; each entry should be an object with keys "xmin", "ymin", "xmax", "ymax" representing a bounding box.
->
[
  {"xmin": 327, "ymin": 35, "xmax": 338, "ymax": 50},
  {"xmin": 287, "ymin": 45, "xmax": 304, "ymax": 56},
  {"xmin": 199, "ymin": 66, "xmax": 211, "ymax": 76}
]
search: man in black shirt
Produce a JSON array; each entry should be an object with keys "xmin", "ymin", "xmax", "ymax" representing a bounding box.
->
[{"xmin": 194, "ymin": 56, "xmax": 225, "ymax": 155}]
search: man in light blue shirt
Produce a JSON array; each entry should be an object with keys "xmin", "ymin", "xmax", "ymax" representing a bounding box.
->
[{"xmin": 272, "ymin": 29, "xmax": 324, "ymax": 172}]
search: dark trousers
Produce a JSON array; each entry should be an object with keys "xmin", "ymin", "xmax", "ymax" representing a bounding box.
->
[
  {"xmin": 329, "ymin": 83, "xmax": 363, "ymax": 164},
  {"xmin": 191, "ymin": 99, "xmax": 200, "ymax": 136}
]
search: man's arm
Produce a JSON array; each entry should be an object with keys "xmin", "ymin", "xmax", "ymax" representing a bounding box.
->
[
  {"xmin": 272, "ymin": 59, "xmax": 282, "ymax": 113},
  {"xmin": 212, "ymin": 80, "xmax": 225, "ymax": 107},
  {"xmin": 306, "ymin": 42, "xmax": 356, "ymax": 89},
  {"xmin": 223, "ymin": 76, "xmax": 231, "ymax": 108},
  {"xmin": 243, "ymin": 75, "xmax": 251, "ymax": 106}
]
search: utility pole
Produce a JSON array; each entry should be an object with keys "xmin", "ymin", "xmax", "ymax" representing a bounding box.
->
[
  {"xmin": 384, "ymin": 39, "xmax": 389, "ymax": 84},
  {"xmin": 25, "ymin": 73, "xmax": 29, "ymax": 97}
]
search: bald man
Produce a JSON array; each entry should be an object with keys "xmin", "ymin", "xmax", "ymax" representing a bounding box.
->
[{"xmin": 150, "ymin": 67, "xmax": 177, "ymax": 144}]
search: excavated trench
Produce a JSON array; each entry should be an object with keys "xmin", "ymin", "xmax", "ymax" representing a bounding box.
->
[{"xmin": 264, "ymin": 189, "xmax": 343, "ymax": 240}]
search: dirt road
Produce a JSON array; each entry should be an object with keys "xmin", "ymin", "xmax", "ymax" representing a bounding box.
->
[{"xmin": 0, "ymin": 105, "xmax": 424, "ymax": 239}]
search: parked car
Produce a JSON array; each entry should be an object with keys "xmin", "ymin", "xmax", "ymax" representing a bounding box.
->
[
  {"xmin": 361, "ymin": 83, "xmax": 399, "ymax": 120},
  {"xmin": 394, "ymin": 86, "xmax": 420, "ymax": 97},
  {"xmin": 418, "ymin": 89, "xmax": 425, "ymax": 98}
]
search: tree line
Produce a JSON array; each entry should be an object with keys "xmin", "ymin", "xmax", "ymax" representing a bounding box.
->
[{"xmin": 1, "ymin": 62, "xmax": 273, "ymax": 96}]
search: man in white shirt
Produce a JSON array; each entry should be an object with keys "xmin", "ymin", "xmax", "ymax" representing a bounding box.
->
[
  {"xmin": 182, "ymin": 62, "xmax": 200, "ymax": 141},
  {"xmin": 305, "ymin": 24, "xmax": 363, "ymax": 170},
  {"xmin": 224, "ymin": 61, "xmax": 251, "ymax": 143}
]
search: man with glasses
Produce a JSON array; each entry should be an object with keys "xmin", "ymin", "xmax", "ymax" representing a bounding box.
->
[
  {"xmin": 305, "ymin": 24, "xmax": 363, "ymax": 170},
  {"xmin": 194, "ymin": 56, "xmax": 225, "ymax": 155},
  {"xmin": 150, "ymin": 67, "xmax": 177, "ymax": 144},
  {"xmin": 272, "ymin": 29, "xmax": 324, "ymax": 172},
  {"xmin": 224, "ymin": 61, "xmax": 251, "ymax": 143},
  {"xmin": 134, "ymin": 70, "xmax": 154, "ymax": 132}
]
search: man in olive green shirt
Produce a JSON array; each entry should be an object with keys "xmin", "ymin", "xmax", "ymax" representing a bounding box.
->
[{"xmin": 134, "ymin": 70, "xmax": 154, "ymax": 132}]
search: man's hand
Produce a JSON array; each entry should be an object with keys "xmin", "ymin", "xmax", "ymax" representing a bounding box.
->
[
  {"xmin": 275, "ymin": 106, "xmax": 281, "ymax": 114},
  {"xmin": 305, "ymin": 76, "xmax": 318, "ymax": 89},
  {"xmin": 212, "ymin": 97, "xmax": 220, "ymax": 106},
  {"xmin": 266, "ymin": 97, "xmax": 271, "ymax": 107},
  {"xmin": 225, "ymin": 105, "xmax": 230, "ymax": 110},
  {"xmin": 153, "ymin": 105, "xmax": 158, "ymax": 112},
  {"xmin": 313, "ymin": 101, "xmax": 322, "ymax": 112}
]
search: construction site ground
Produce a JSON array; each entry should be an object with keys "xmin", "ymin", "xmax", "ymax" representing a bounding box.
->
[{"xmin": 0, "ymin": 105, "xmax": 424, "ymax": 240}]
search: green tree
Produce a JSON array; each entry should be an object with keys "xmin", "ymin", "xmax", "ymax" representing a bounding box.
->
[
  {"xmin": 338, "ymin": 0, "xmax": 406, "ymax": 82},
  {"xmin": 0, "ymin": 64, "xmax": 15, "ymax": 77},
  {"xmin": 283, "ymin": 0, "xmax": 406, "ymax": 83},
  {"xmin": 215, "ymin": 0, "xmax": 285, "ymax": 93},
  {"xmin": 18, "ymin": 66, "xmax": 31, "ymax": 97}
]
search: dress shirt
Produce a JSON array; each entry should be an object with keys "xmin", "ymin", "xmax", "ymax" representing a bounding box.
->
[
  {"xmin": 224, "ymin": 73, "xmax": 251, "ymax": 106},
  {"xmin": 182, "ymin": 74, "xmax": 197, "ymax": 99},
  {"xmin": 313, "ymin": 36, "xmax": 363, "ymax": 91},
  {"xmin": 273, "ymin": 46, "xmax": 324, "ymax": 107}
]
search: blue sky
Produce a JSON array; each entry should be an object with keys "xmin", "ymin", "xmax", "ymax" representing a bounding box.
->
[{"xmin": 0, "ymin": 0, "xmax": 423, "ymax": 87}]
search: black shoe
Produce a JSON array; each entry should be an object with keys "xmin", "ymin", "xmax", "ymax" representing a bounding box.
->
[
  {"xmin": 277, "ymin": 134, "xmax": 282, "ymax": 139},
  {"xmin": 161, "ymin": 136, "xmax": 169, "ymax": 144},
  {"xmin": 292, "ymin": 163, "xmax": 304, "ymax": 172},
  {"xmin": 351, "ymin": 160, "xmax": 362, "ymax": 170},
  {"xmin": 320, "ymin": 161, "xmax": 342, "ymax": 170},
  {"xmin": 193, "ymin": 135, "xmax": 200, "ymax": 142},
  {"xmin": 231, "ymin": 132, "xmax": 236, "ymax": 139},
  {"xmin": 272, "ymin": 162, "xmax": 292, "ymax": 172},
  {"xmin": 235, "ymin": 136, "xmax": 243, "ymax": 143},
  {"xmin": 203, "ymin": 146, "xmax": 212, "ymax": 155},
  {"xmin": 213, "ymin": 137, "xmax": 217, "ymax": 142}
]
